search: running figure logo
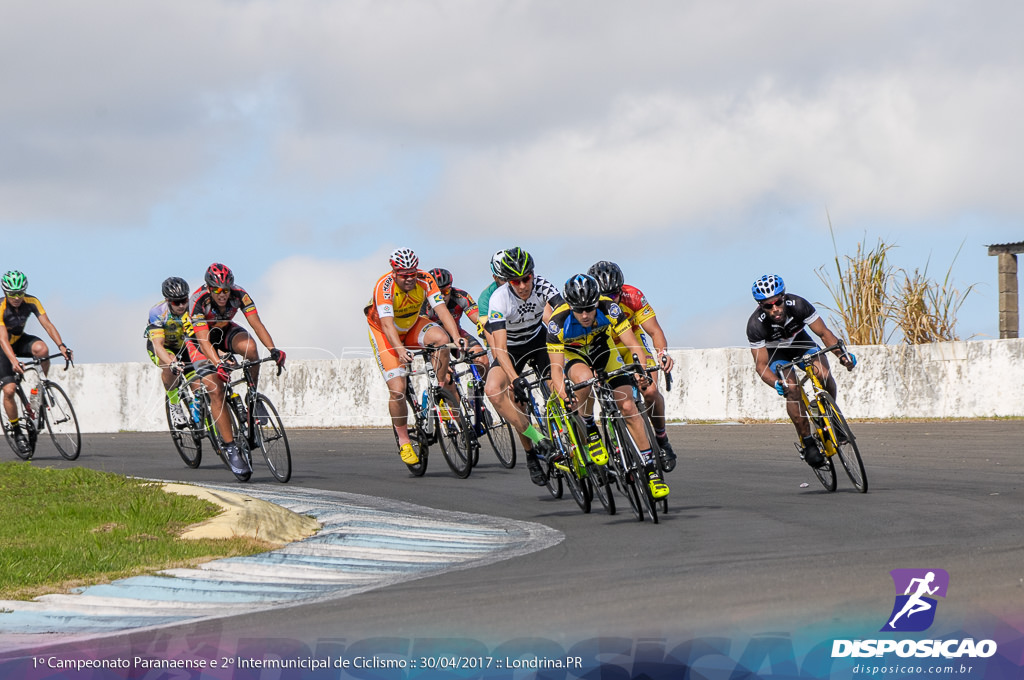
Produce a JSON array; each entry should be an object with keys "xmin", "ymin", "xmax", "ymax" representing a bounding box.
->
[{"xmin": 881, "ymin": 568, "xmax": 949, "ymax": 632}]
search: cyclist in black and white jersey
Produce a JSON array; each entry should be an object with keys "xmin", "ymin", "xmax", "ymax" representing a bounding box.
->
[
  {"xmin": 484, "ymin": 247, "xmax": 560, "ymax": 486},
  {"xmin": 747, "ymin": 274, "xmax": 856, "ymax": 468}
]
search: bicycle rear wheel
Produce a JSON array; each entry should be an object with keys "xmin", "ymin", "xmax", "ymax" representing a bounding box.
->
[
  {"xmin": 820, "ymin": 393, "xmax": 867, "ymax": 492},
  {"xmin": 604, "ymin": 419, "xmax": 642, "ymax": 521},
  {"xmin": 483, "ymin": 408, "xmax": 517, "ymax": 468},
  {"xmin": 41, "ymin": 382, "xmax": 80, "ymax": 461},
  {"xmin": 4, "ymin": 390, "xmax": 35, "ymax": 460},
  {"xmin": 615, "ymin": 419, "xmax": 658, "ymax": 523},
  {"xmin": 166, "ymin": 397, "xmax": 202, "ymax": 468},
  {"xmin": 254, "ymin": 394, "xmax": 291, "ymax": 483},
  {"xmin": 225, "ymin": 403, "xmax": 252, "ymax": 482},
  {"xmin": 639, "ymin": 408, "xmax": 668, "ymax": 515},
  {"xmin": 435, "ymin": 387, "xmax": 473, "ymax": 479}
]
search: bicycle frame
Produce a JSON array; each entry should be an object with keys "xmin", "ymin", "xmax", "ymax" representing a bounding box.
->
[{"xmin": 776, "ymin": 344, "xmax": 847, "ymax": 459}]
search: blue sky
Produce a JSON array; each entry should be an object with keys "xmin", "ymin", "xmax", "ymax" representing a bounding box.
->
[{"xmin": 3, "ymin": 1, "xmax": 1023, "ymax": 363}]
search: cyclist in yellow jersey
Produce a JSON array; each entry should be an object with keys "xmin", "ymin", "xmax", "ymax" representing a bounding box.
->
[
  {"xmin": 365, "ymin": 247, "xmax": 465, "ymax": 467},
  {"xmin": 588, "ymin": 260, "xmax": 677, "ymax": 470},
  {"xmin": 0, "ymin": 271, "xmax": 73, "ymax": 454},
  {"xmin": 544, "ymin": 274, "xmax": 669, "ymax": 499}
]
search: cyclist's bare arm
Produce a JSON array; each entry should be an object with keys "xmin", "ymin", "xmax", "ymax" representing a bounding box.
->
[
  {"xmin": 488, "ymin": 327, "xmax": 519, "ymax": 383},
  {"xmin": 614, "ymin": 326, "xmax": 652, "ymax": 386},
  {"xmin": 430, "ymin": 302, "xmax": 463, "ymax": 347},
  {"xmin": 244, "ymin": 311, "xmax": 278, "ymax": 351},
  {"xmin": 379, "ymin": 316, "xmax": 412, "ymax": 363},
  {"xmin": 194, "ymin": 326, "xmax": 223, "ymax": 365},
  {"xmin": 37, "ymin": 313, "xmax": 71, "ymax": 360},
  {"xmin": 751, "ymin": 346, "xmax": 778, "ymax": 387},
  {"xmin": 640, "ymin": 316, "xmax": 674, "ymax": 372},
  {"xmin": 150, "ymin": 334, "xmax": 177, "ymax": 367}
]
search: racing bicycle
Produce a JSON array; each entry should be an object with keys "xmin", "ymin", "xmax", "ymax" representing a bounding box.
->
[
  {"xmin": 2, "ymin": 353, "xmax": 80, "ymax": 461},
  {"xmin": 396, "ymin": 343, "xmax": 474, "ymax": 479},
  {"xmin": 222, "ymin": 356, "xmax": 292, "ymax": 483},
  {"xmin": 775, "ymin": 343, "xmax": 867, "ymax": 493},
  {"xmin": 451, "ymin": 349, "xmax": 516, "ymax": 469}
]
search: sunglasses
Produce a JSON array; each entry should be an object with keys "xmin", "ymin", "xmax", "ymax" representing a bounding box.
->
[
  {"xmin": 5, "ymin": 292, "xmax": 25, "ymax": 299},
  {"xmin": 760, "ymin": 297, "xmax": 786, "ymax": 310},
  {"xmin": 441, "ymin": 287, "xmax": 452, "ymax": 295},
  {"xmin": 168, "ymin": 298, "xmax": 188, "ymax": 306},
  {"xmin": 508, "ymin": 274, "xmax": 533, "ymax": 285},
  {"xmin": 394, "ymin": 270, "xmax": 418, "ymax": 280},
  {"xmin": 571, "ymin": 304, "xmax": 598, "ymax": 313},
  {"xmin": 210, "ymin": 287, "xmax": 230, "ymax": 295}
]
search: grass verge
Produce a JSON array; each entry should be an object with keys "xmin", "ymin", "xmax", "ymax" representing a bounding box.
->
[{"xmin": 0, "ymin": 462, "xmax": 272, "ymax": 601}]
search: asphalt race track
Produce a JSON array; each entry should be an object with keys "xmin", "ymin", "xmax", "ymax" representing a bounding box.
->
[{"xmin": 2, "ymin": 421, "xmax": 1022, "ymax": 667}]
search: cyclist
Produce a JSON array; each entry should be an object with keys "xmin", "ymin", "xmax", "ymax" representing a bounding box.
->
[
  {"xmin": 0, "ymin": 270, "xmax": 73, "ymax": 454},
  {"xmin": 546, "ymin": 273, "xmax": 669, "ymax": 499},
  {"xmin": 423, "ymin": 267, "xmax": 488, "ymax": 377},
  {"xmin": 588, "ymin": 260, "xmax": 677, "ymax": 470},
  {"xmin": 483, "ymin": 247, "xmax": 560, "ymax": 486},
  {"xmin": 186, "ymin": 263, "xmax": 287, "ymax": 479},
  {"xmin": 365, "ymin": 248, "xmax": 465, "ymax": 467},
  {"xmin": 747, "ymin": 274, "xmax": 856, "ymax": 468},
  {"xmin": 476, "ymin": 249, "xmax": 507, "ymax": 344},
  {"xmin": 145, "ymin": 276, "xmax": 195, "ymax": 429}
]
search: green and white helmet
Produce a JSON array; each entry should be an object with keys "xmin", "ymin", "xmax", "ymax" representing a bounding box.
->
[
  {"xmin": 1, "ymin": 270, "xmax": 27, "ymax": 294},
  {"xmin": 496, "ymin": 247, "xmax": 535, "ymax": 279}
]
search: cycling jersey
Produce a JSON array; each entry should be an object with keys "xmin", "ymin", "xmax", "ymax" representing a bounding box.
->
[
  {"xmin": 616, "ymin": 284, "xmax": 657, "ymax": 330},
  {"xmin": 746, "ymin": 294, "xmax": 820, "ymax": 353},
  {"xmin": 546, "ymin": 293, "xmax": 633, "ymax": 385},
  {"xmin": 424, "ymin": 287, "xmax": 478, "ymax": 326},
  {"xmin": 486, "ymin": 276, "xmax": 558, "ymax": 347},
  {"xmin": 0, "ymin": 295, "xmax": 45, "ymax": 345},
  {"xmin": 477, "ymin": 281, "xmax": 499, "ymax": 318},
  {"xmin": 145, "ymin": 301, "xmax": 194, "ymax": 352},
  {"xmin": 189, "ymin": 285, "xmax": 258, "ymax": 332},
  {"xmin": 365, "ymin": 270, "xmax": 444, "ymax": 333}
]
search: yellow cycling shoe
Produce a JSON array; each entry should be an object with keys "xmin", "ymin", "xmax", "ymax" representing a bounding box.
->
[
  {"xmin": 648, "ymin": 472, "xmax": 670, "ymax": 499},
  {"xmin": 399, "ymin": 443, "xmax": 419, "ymax": 465},
  {"xmin": 586, "ymin": 431, "xmax": 608, "ymax": 466}
]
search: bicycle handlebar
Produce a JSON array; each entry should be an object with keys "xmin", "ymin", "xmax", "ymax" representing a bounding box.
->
[
  {"xmin": 19, "ymin": 352, "xmax": 73, "ymax": 371},
  {"xmin": 774, "ymin": 342, "xmax": 849, "ymax": 373}
]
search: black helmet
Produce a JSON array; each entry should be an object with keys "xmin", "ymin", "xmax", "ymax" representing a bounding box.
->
[
  {"xmin": 162, "ymin": 276, "xmax": 190, "ymax": 302},
  {"xmin": 429, "ymin": 267, "xmax": 453, "ymax": 290},
  {"xmin": 563, "ymin": 274, "xmax": 601, "ymax": 310},
  {"xmin": 496, "ymin": 247, "xmax": 535, "ymax": 279},
  {"xmin": 587, "ymin": 260, "xmax": 624, "ymax": 296}
]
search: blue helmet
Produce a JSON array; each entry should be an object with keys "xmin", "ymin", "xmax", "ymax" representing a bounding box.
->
[{"xmin": 752, "ymin": 274, "xmax": 785, "ymax": 301}]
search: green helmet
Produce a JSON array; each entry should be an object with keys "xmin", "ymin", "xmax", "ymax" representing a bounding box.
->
[
  {"xmin": 496, "ymin": 247, "xmax": 535, "ymax": 279},
  {"xmin": 1, "ymin": 270, "xmax": 27, "ymax": 294}
]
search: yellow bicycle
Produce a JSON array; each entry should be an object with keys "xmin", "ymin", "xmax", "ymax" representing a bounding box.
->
[
  {"xmin": 544, "ymin": 386, "xmax": 614, "ymax": 514},
  {"xmin": 776, "ymin": 343, "xmax": 867, "ymax": 493}
]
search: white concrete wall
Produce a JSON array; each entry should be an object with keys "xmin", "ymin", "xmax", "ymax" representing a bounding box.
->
[{"xmin": 50, "ymin": 338, "xmax": 1024, "ymax": 433}]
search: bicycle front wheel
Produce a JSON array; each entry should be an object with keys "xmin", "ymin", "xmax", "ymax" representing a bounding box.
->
[
  {"xmin": 254, "ymin": 394, "xmax": 291, "ymax": 483},
  {"xmin": 42, "ymin": 382, "xmax": 80, "ymax": 460},
  {"xmin": 820, "ymin": 393, "xmax": 867, "ymax": 492},
  {"xmin": 166, "ymin": 397, "xmax": 202, "ymax": 468},
  {"xmin": 435, "ymin": 387, "xmax": 473, "ymax": 479}
]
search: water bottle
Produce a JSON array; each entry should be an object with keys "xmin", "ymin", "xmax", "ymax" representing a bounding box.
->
[
  {"xmin": 420, "ymin": 390, "xmax": 429, "ymax": 418},
  {"xmin": 29, "ymin": 387, "xmax": 40, "ymax": 413},
  {"xmin": 189, "ymin": 400, "xmax": 202, "ymax": 425}
]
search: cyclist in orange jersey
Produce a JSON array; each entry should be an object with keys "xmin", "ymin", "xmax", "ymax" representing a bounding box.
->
[{"xmin": 365, "ymin": 248, "xmax": 465, "ymax": 467}]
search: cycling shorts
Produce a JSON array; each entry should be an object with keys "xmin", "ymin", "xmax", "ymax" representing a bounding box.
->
[
  {"xmin": 0, "ymin": 334, "xmax": 42, "ymax": 386},
  {"xmin": 368, "ymin": 315, "xmax": 441, "ymax": 381},
  {"xmin": 185, "ymin": 323, "xmax": 249, "ymax": 365},
  {"xmin": 567, "ymin": 341, "xmax": 633, "ymax": 390},
  {"xmin": 490, "ymin": 332, "xmax": 551, "ymax": 379}
]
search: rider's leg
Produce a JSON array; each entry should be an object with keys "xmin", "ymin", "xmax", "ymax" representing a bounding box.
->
[
  {"xmin": 387, "ymin": 375, "xmax": 410, "ymax": 445},
  {"xmin": 230, "ymin": 330, "xmax": 260, "ymax": 388},
  {"xmin": 484, "ymin": 364, "xmax": 531, "ymax": 447},
  {"xmin": 204, "ymin": 373, "xmax": 234, "ymax": 444}
]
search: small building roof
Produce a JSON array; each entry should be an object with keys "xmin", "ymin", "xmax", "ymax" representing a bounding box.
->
[{"xmin": 987, "ymin": 241, "xmax": 1024, "ymax": 255}]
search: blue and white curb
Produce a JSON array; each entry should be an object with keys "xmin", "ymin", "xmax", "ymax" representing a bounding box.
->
[{"xmin": 0, "ymin": 484, "xmax": 562, "ymax": 648}]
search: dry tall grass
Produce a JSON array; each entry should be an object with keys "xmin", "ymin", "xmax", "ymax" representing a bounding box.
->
[
  {"xmin": 816, "ymin": 219, "xmax": 894, "ymax": 345},
  {"xmin": 891, "ymin": 245, "xmax": 976, "ymax": 343},
  {"xmin": 816, "ymin": 219, "xmax": 974, "ymax": 345}
]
